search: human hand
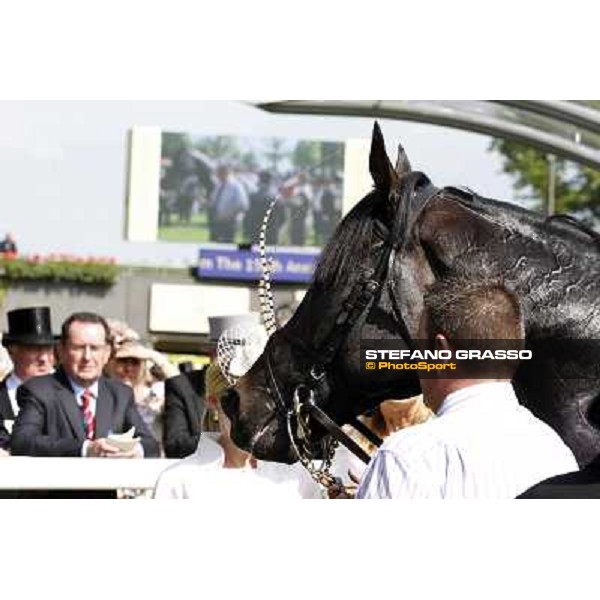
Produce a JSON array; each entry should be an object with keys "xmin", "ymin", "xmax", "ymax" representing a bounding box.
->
[
  {"xmin": 104, "ymin": 441, "xmax": 143, "ymax": 459},
  {"xmin": 85, "ymin": 438, "xmax": 123, "ymax": 458},
  {"xmin": 147, "ymin": 350, "xmax": 178, "ymax": 378},
  {"xmin": 109, "ymin": 447, "xmax": 138, "ymax": 459},
  {"xmin": 327, "ymin": 481, "xmax": 356, "ymax": 499},
  {"xmin": 348, "ymin": 469, "xmax": 361, "ymax": 486}
]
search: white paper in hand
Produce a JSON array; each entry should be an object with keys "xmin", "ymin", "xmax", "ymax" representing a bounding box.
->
[{"xmin": 107, "ymin": 427, "xmax": 140, "ymax": 452}]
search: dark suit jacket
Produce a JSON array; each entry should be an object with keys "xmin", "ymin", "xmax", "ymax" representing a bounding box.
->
[
  {"xmin": 0, "ymin": 380, "xmax": 16, "ymax": 420},
  {"xmin": 0, "ymin": 419, "xmax": 9, "ymax": 451},
  {"xmin": 518, "ymin": 456, "xmax": 600, "ymax": 499},
  {"xmin": 0, "ymin": 380, "xmax": 14, "ymax": 450},
  {"xmin": 163, "ymin": 370, "xmax": 205, "ymax": 458},
  {"xmin": 11, "ymin": 369, "xmax": 160, "ymax": 458}
]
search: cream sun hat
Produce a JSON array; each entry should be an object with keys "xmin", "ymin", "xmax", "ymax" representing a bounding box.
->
[{"xmin": 114, "ymin": 340, "xmax": 153, "ymax": 361}]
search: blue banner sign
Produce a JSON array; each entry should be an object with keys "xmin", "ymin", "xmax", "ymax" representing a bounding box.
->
[{"xmin": 196, "ymin": 247, "xmax": 320, "ymax": 283}]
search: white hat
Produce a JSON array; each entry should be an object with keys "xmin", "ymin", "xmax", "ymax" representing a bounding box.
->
[
  {"xmin": 208, "ymin": 313, "xmax": 261, "ymax": 342},
  {"xmin": 216, "ymin": 324, "xmax": 268, "ymax": 385},
  {"xmin": 114, "ymin": 340, "xmax": 153, "ymax": 361}
]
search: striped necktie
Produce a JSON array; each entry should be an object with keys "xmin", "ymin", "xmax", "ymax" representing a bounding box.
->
[{"xmin": 80, "ymin": 389, "xmax": 95, "ymax": 440}]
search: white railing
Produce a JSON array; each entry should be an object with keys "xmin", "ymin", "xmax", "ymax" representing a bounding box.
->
[{"xmin": 0, "ymin": 457, "xmax": 178, "ymax": 490}]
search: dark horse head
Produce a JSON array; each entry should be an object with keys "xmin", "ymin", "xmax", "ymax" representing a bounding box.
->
[{"xmin": 223, "ymin": 123, "xmax": 600, "ymax": 466}]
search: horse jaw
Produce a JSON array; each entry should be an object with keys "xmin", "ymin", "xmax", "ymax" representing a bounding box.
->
[{"xmin": 226, "ymin": 371, "xmax": 298, "ymax": 464}]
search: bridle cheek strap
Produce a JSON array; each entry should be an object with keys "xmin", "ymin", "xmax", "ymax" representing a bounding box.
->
[{"xmin": 265, "ymin": 176, "xmax": 441, "ymax": 477}]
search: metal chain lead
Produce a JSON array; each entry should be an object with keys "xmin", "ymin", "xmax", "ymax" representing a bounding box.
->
[
  {"xmin": 258, "ymin": 196, "xmax": 278, "ymax": 336},
  {"xmin": 286, "ymin": 388, "xmax": 339, "ymax": 489}
]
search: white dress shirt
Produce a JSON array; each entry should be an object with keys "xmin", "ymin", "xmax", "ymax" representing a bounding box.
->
[
  {"xmin": 153, "ymin": 433, "xmax": 322, "ymax": 499},
  {"xmin": 4, "ymin": 372, "xmax": 23, "ymax": 434},
  {"xmin": 5, "ymin": 372, "xmax": 22, "ymax": 419},
  {"xmin": 357, "ymin": 382, "xmax": 578, "ymax": 499}
]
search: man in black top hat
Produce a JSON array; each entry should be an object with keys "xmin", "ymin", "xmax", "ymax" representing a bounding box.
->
[{"xmin": 0, "ymin": 306, "xmax": 57, "ymax": 451}]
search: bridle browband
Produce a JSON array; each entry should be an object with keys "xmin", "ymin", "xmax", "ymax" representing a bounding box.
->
[{"xmin": 261, "ymin": 172, "xmax": 445, "ymax": 487}]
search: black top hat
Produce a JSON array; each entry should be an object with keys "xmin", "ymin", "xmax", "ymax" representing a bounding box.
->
[{"xmin": 3, "ymin": 307, "xmax": 57, "ymax": 346}]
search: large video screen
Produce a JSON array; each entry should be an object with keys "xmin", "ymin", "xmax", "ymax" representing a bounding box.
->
[{"xmin": 158, "ymin": 132, "xmax": 345, "ymax": 248}]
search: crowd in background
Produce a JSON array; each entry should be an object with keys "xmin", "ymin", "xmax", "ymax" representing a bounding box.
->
[
  {"xmin": 0, "ymin": 308, "xmax": 178, "ymax": 461},
  {"xmin": 0, "ymin": 275, "xmax": 587, "ymax": 500},
  {"xmin": 160, "ymin": 148, "xmax": 343, "ymax": 247},
  {"xmin": 0, "ymin": 302, "xmax": 435, "ymax": 500}
]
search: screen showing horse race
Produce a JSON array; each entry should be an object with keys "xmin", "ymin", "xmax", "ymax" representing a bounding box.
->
[
  {"xmin": 125, "ymin": 128, "xmax": 358, "ymax": 250},
  {"xmin": 158, "ymin": 132, "xmax": 345, "ymax": 248}
]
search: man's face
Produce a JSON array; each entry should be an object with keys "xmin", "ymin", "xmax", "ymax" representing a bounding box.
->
[
  {"xmin": 59, "ymin": 321, "xmax": 110, "ymax": 387},
  {"xmin": 9, "ymin": 344, "xmax": 55, "ymax": 380}
]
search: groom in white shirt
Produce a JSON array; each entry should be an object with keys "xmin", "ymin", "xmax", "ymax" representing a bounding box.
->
[{"xmin": 357, "ymin": 277, "xmax": 577, "ymax": 499}]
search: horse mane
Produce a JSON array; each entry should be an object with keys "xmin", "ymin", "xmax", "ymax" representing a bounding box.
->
[
  {"xmin": 314, "ymin": 169, "xmax": 433, "ymax": 291},
  {"xmin": 313, "ymin": 179, "xmax": 600, "ymax": 333},
  {"xmin": 545, "ymin": 214, "xmax": 600, "ymax": 249},
  {"xmin": 313, "ymin": 190, "xmax": 381, "ymax": 289}
]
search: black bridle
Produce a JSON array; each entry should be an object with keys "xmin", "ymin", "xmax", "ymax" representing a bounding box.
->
[{"xmin": 262, "ymin": 173, "xmax": 444, "ymax": 485}]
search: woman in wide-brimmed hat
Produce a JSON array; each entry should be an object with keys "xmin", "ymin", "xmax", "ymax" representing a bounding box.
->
[{"xmin": 105, "ymin": 340, "xmax": 176, "ymax": 454}]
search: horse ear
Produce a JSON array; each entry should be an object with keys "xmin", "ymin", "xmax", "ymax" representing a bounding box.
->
[
  {"xmin": 395, "ymin": 142, "xmax": 412, "ymax": 177},
  {"xmin": 369, "ymin": 122, "xmax": 400, "ymax": 194}
]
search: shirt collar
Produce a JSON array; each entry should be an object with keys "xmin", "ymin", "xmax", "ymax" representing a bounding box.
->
[
  {"xmin": 437, "ymin": 381, "xmax": 518, "ymax": 417},
  {"xmin": 192, "ymin": 433, "xmax": 260, "ymax": 470},
  {"xmin": 68, "ymin": 377, "xmax": 99, "ymax": 400},
  {"xmin": 193, "ymin": 432, "xmax": 226, "ymax": 467},
  {"xmin": 6, "ymin": 372, "xmax": 22, "ymax": 391}
]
